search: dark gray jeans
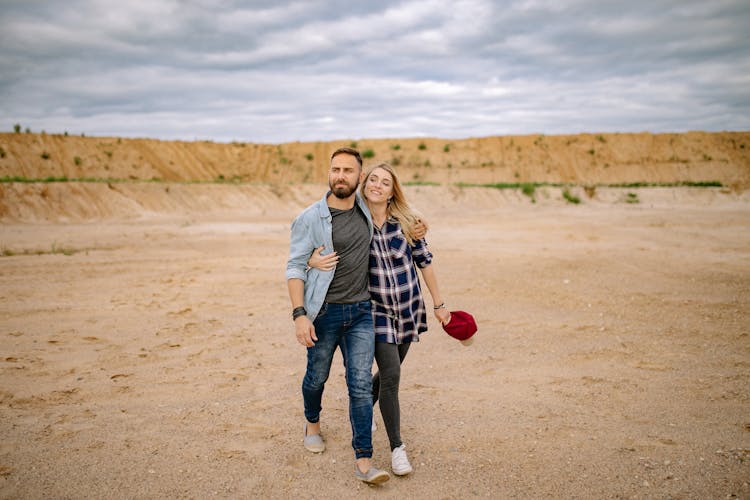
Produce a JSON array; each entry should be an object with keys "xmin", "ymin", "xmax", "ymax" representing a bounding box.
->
[{"xmin": 372, "ymin": 341, "xmax": 411, "ymax": 451}]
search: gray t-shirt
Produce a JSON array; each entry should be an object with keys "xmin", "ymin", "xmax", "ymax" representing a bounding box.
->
[{"xmin": 325, "ymin": 204, "xmax": 371, "ymax": 304}]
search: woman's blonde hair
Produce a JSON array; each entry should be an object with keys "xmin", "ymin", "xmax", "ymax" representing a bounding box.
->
[{"xmin": 361, "ymin": 163, "xmax": 424, "ymax": 245}]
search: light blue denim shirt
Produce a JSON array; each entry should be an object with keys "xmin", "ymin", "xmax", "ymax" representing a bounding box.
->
[{"xmin": 286, "ymin": 191, "xmax": 373, "ymax": 322}]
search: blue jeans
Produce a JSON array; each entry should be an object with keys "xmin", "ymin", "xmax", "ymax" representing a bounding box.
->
[{"xmin": 302, "ymin": 301, "xmax": 375, "ymax": 459}]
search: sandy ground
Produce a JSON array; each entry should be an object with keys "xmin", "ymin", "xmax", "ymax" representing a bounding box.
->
[{"xmin": 1, "ymin": 189, "xmax": 749, "ymax": 498}]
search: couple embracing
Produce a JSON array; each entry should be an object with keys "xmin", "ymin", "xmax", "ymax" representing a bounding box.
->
[{"xmin": 285, "ymin": 147, "xmax": 450, "ymax": 484}]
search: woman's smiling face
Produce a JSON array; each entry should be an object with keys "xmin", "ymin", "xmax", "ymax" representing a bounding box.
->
[{"xmin": 364, "ymin": 167, "xmax": 393, "ymax": 203}]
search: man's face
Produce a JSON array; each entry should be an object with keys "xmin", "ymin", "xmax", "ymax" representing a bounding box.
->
[{"xmin": 328, "ymin": 154, "xmax": 361, "ymax": 199}]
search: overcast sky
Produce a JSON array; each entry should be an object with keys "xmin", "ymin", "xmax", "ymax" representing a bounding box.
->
[{"xmin": 1, "ymin": 0, "xmax": 749, "ymax": 143}]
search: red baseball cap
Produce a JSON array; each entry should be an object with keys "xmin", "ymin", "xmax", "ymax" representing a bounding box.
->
[{"xmin": 442, "ymin": 310, "xmax": 477, "ymax": 345}]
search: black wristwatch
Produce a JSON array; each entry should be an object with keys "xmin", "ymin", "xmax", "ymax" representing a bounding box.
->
[{"xmin": 292, "ymin": 306, "xmax": 307, "ymax": 321}]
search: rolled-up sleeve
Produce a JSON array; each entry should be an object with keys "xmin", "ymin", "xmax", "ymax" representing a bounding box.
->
[
  {"xmin": 410, "ymin": 238, "xmax": 433, "ymax": 268},
  {"xmin": 286, "ymin": 216, "xmax": 312, "ymax": 281}
]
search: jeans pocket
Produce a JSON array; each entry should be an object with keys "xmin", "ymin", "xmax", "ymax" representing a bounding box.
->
[
  {"xmin": 357, "ymin": 301, "xmax": 372, "ymax": 315},
  {"xmin": 317, "ymin": 302, "xmax": 329, "ymax": 318}
]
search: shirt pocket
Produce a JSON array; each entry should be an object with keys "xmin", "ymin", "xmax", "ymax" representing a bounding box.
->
[{"xmin": 388, "ymin": 235, "xmax": 410, "ymax": 262}]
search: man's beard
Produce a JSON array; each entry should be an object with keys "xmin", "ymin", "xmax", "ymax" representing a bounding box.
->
[{"xmin": 329, "ymin": 179, "xmax": 358, "ymax": 199}]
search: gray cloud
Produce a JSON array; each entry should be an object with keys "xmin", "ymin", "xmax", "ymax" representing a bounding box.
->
[{"xmin": 1, "ymin": 0, "xmax": 748, "ymax": 142}]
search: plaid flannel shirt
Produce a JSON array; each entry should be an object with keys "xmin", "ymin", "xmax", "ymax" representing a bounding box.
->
[{"xmin": 369, "ymin": 218, "xmax": 433, "ymax": 344}]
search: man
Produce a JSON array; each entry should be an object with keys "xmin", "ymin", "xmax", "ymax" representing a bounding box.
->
[{"xmin": 286, "ymin": 147, "xmax": 389, "ymax": 484}]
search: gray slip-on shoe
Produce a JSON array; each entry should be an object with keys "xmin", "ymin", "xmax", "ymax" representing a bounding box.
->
[
  {"xmin": 354, "ymin": 466, "xmax": 390, "ymax": 485},
  {"xmin": 303, "ymin": 424, "xmax": 325, "ymax": 453}
]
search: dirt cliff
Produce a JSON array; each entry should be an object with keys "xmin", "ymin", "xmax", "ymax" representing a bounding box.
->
[
  {"xmin": 1, "ymin": 131, "xmax": 748, "ymax": 186},
  {"xmin": 1, "ymin": 131, "xmax": 748, "ymax": 222}
]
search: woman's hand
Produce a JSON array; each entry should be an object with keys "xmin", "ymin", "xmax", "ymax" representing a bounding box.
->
[
  {"xmin": 434, "ymin": 306, "xmax": 451, "ymax": 325},
  {"xmin": 308, "ymin": 246, "xmax": 339, "ymax": 272}
]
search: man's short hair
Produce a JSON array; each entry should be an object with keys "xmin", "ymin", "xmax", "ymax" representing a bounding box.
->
[{"xmin": 330, "ymin": 147, "xmax": 363, "ymax": 168}]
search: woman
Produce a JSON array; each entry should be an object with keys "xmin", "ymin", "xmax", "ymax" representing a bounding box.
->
[{"xmin": 309, "ymin": 163, "xmax": 450, "ymax": 476}]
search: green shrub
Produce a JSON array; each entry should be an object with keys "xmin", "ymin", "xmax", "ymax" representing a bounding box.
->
[
  {"xmin": 13, "ymin": 124, "xmax": 21, "ymax": 133},
  {"xmin": 391, "ymin": 157, "xmax": 401, "ymax": 166},
  {"xmin": 41, "ymin": 151, "xmax": 50, "ymax": 160},
  {"xmin": 521, "ymin": 183, "xmax": 536, "ymax": 203},
  {"xmin": 562, "ymin": 188, "xmax": 581, "ymax": 204},
  {"xmin": 418, "ymin": 142, "xmax": 426, "ymax": 150},
  {"xmin": 443, "ymin": 144, "xmax": 450, "ymax": 153},
  {"xmin": 391, "ymin": 144, "xmax": 401, "ymax": 150},
  {"xmin": 74, "ymin": 156, "xmax": 82, "ymax": 166},
  {"xmin": 305, "ymin": 153, "xmax": 314, "ymax": 161},
  {"xmin": 362, "ymin": 149, "xmax": 375, "ymax": 158},
  {"xmin": 0, "ymin": 147, "xmax": 6, "ymax": 159},
  {"xmin": 349, "ymin": 141, "xmax": 358, "ymax": 149},
  {"xmin": 626, "ymin": 192, "xmax": 639, "ymax": 204},
  {"xmin": 596, "ymin": 134, "xmax": 606, "ymax": 143}
]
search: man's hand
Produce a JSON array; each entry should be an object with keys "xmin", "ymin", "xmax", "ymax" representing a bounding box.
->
[
  {"xmin": 295, "ymin": 315, "xmax": 318, "ymax": 347},
  {"xmin": 413, "ymin": 218, "xmax": 429, "ymax": 240}
]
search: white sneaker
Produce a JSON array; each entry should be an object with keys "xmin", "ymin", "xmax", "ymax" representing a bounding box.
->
[{"xmin": 391, "ymin": 444, "xmax": 413, "ymax": 476}]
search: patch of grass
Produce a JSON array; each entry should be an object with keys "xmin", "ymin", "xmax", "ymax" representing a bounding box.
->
[
  {"xmin": 607, "ymin": 181, "xmax": 722, "ymax": 188},
  {"xmin": 596, "ymin": 134, "xmax": 606, "ymax": 143},
  {"xmin": 521, "ymin": 183, "xmax": 536, "ymax": 202},
  {"xmin": 625, "ymin": 192, "xmax": 639, "ymax": 204},
  {"xmin": 702, "ymin": 154, "xmax": 712, "ymax": 161},
  {"xmin": 454, "ymin": 181, "xmax": 722, "ymax": 192},
  {"xmin": 362, "ymin": 149, "xmax": 375, "ymax": 159},
  {"xmin": 391, "ymin": 144, "xmax": 401, "ymax": 150},
  {"xmin": 562, "ymin": 188, "xmax": 581, "ymax": 204},
  {"xmin": 51, "ymin": 242, "xmax": 76, "ymax": 256},
  {"xmin": 418, "ymin": 142, "xmax": 426, "ymax": 150},
  {"xmin": 390, "ymin": 157, "xmax": 401, "ymax": 166},
  {"xmin": 1, "ymin": 244, "xmax": 80, "ymax": 257},
  {"xmin": 403, "ymin": 181, "xmax": 440, "ymax": 186},
  {"xmin": 104, "ymin": 151, "xmax": 113, "ymax": 158},
  {"xmin": 214, "ymin": 174, "xmax": 243, "ymax": 183},
  {"xmin": 349, "ymin": 141, "xmax": 358, "ymax": 149},
  {"xmin": 443, "ymin": 144, "xmax": 450, "ymax": 153},
  {"xmin": 305, "ymin": 153, "xmax": 314, "ymax": 161},
  {"xmin": 682, "ymin": 181, "xmax": 722, "ymax": 187},
  {"xmin": 74, "ymin": 156, "xmax": 82, "ymax": 166},
  {"xmin": 587, "ymin": 149, "xmax": 595, "ymax": 155}
]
